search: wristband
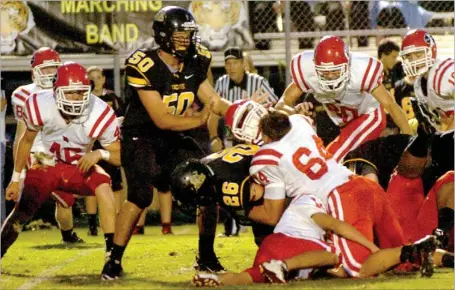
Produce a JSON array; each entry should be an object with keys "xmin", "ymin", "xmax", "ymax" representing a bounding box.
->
[
  {"xmin": 11, "ymin": 171, "xmax": 21, "ymax": 183},
  {"xmin": 20, "ymin": 169, "xmax": 26, "ymax": 179},
  {"xmin": 99, "ymin": 150, "xmax": 110, "ymax": 161}
]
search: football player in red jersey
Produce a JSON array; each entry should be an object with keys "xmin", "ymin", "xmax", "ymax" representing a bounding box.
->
[
  {"xmin": 10, "ymin": 48, "xmax": 84, "ymax": 244},
  {"xmin": 2, "ymin": 63, "xmax": 120, "ymax": 261},
  {"xmin": 277, "ymin": 36, "xmax": 411, "ymax": 162}
]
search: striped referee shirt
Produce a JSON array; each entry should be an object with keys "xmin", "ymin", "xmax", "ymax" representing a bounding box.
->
[{"xmin": 214, "ymin": 72, "xmax": 278, "ymax": 103}]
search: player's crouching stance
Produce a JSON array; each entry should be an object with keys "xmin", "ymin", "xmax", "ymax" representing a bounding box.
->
[{"xmin": 1, "ymin": 62, "xmax": 120, "ymax": 260}]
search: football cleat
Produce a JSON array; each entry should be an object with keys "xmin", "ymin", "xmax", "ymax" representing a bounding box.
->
[
  {"xmin": 194, "ymin": 256, "xmax": 226, "ymax": 273},
  {"xmin": 161, "ymin": 227, "xmax": 174, "ymax": 235},
  {"xmin": 433, "ymin": 228, "xmax": 450, "ymax": 250},
  {"xmin": 133, "ymin": 226, "xmax": 145, "ymax": 235},
  {"xmin": 260, "ymin": 259, "xmax": 287, "ymax": 284},
  {"xmin": 62, "ymin": 232, "xmax": 85, "ymax": 244},
  {"xmin": 101, "ymin": 258, "xmax": 123, "ymax": 280},
  {"xmin": 412, "ymin": 235, "xmax": 438, "ymax": 277},
  {"xmin": 192, "ymin": 273, "xmax": 220, "ymax": 287}
]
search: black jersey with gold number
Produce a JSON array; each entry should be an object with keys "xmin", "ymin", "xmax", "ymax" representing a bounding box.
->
[
  {"xmin": 123, "ymin": 46, "xmax": 212, "ymax": 136},
  {"xmin": 201, "ymin": 144, "xmax": 260, "ymax": 224},
  {"xmin": 394, "ymin": 78, "xmax": 416, "ymax": 121}
]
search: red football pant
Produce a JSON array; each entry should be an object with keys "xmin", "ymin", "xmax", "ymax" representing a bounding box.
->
[
  {"xmin": 244, "ymin": 233, "xmax": 336, "ymax": 283},
  {"xmin": 387, "ymin": 170, "xmax": 454, "ymax": 243},
  {"xmin": 328, "ymin": 176, "xmax": 405, "ymax": 277},
  {"xmin": 327, "ymin": 107, "xmax": 386, "ymax": 162},
  {"xmin": 17, "ymin": 163, "xmax": 110, "ymax": 216}
]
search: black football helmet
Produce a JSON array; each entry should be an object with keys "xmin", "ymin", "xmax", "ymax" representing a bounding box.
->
[
  {"xmin": 152, "ymin": 6, "xmax": 199, "ymax": 59},
  {"xmin": 171, "ymin": 159, "xmax": 217, "ymax": 207}
]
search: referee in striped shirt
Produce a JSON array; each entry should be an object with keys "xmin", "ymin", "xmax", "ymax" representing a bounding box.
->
[
  {"xmin": 214, "ymin": 47, "xmax": 278, "ymax": 103},
  {"xmin": 208, "ymin": 47, "xmax": 278, "ymax": 153}
]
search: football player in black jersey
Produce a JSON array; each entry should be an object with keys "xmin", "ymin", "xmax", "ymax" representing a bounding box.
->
[
  {"xmin": 171, "ymin": 144, "xmax": 275, "ymax": 272},
  {"xmin": 101, "ymin": 6, "xmax": 231, "ymax": 280},
  {"xmin": 170, "ymin": 100, "xmax": 274, "ymax": 273}
]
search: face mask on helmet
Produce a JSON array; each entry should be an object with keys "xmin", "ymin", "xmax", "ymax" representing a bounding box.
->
[
  {"xmin": 53, "ymin": 62, "xmax": 91, "ymax": 117},
  {"xmin": 227, "ymin": 101, "xmax": 268, "ymax": 145},
  {"xmin": 314, "ymin": 63, "xmax": 349, "ymax": 92},
  {"xmin": 55, "ymin": 88, "xmax": 91, "ymax": 116},
  {"xmin": 400, "ymin": 48, "xmax": 435, "ymax": 77},
  {"xmin": 153, "ymin": 6, "xmax": 199, "ymax": 59},
  {"xmin": 32, "ymin": 63, "xmax": 61, "ymax": 89}
]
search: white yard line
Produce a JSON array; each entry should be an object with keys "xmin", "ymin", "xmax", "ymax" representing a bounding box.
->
[{"xmin": 17, "ymin": 248, "xmax": 98, "ymax": 290}]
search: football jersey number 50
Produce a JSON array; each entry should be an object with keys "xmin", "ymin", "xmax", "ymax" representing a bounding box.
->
[
  {"xmin": 163, "ymin": 92, "xmax": 194, "ymax": 115},
  {"xmin": 128, "ymin": 51, "xmax": 154, "ymax": 73}
]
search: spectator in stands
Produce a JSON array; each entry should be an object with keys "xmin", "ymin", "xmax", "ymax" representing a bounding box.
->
[
  {"xmin": 372, "ymin": 1, "xmax": 434, "ymax": 29},
  {"xmin": 249, "ymin": 1, "xmax": 315, "ymax": 50},
  {"xmin": 349, "ymin": 1, "xmax": 370, "ymax": 47}
]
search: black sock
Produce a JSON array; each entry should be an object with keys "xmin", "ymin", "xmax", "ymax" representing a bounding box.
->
[
  {"xmin": 104, "ymin": 233, "xmax": 114, "ymax": 252},
  {"xmin": 61, "ymin": 228, "xmax": 73, "ymax": 241},
  {"xmin": 400, "ymin": 245, "xmax": 414, "ymax": 263},
  {"xmin": 110, "ymin": 244, "xmax": 126, "ymax": 263},
  {"xmin": 199, "ymin": 234, "xmax": 215, "ymax": 260},
  {"xmin": 405, "ymin": 130, "xmax": 429, "ymax": 158},
  {"xmin": 438, "ymin": 208, "xmax": 454, "ymax": 232},
  {"xmin": 442, "ymin": 253, "xmax": 454, "ymax": 268},
  {"xmin": 88, "ymin": 214, "xmax": 97, "ymax": 228}
]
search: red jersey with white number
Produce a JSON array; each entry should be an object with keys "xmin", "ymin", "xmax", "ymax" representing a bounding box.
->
[
  {"xmin": 23, "ymin": 90, "xmax": 120, "ymax": 165},
  {"xmin": 11, "ymin": 83, "xmax": 47, "ymax": 153},
  {"xmin": 290, "ymin": 51, "xmax": 383, "ymax": 126},
  {"xmin": 249, "ymin": 115, "xmax": 352, "ymax": 206},
  {"xmin": 414, "ymin": 58, "xmax": 454, "ymax": 129}
]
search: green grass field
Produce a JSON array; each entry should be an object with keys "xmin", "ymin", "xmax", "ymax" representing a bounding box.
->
[{"xmin": 1, "ymin": 225, "xmax": 453, "ymax": 289}]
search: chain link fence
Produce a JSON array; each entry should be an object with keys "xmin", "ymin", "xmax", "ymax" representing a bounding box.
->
[{"xmin": 250, "ymin": 0, "xmax": 454, "ymax": 49}]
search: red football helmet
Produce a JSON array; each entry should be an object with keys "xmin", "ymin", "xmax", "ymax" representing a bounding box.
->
[
  {"xmin": 31, "ymin": 47, "xmax": 61, "ymax": 89},
  {"xmin": 54, "ymin": 62, "xmax": 91, "ymax": 116},
  {"xmin": 225, "ymin": 100, "xmax": 268, "ymax": 145},
  {"xmin": 313, "ymin": 36, "xmax": 350, "ymax": 92},
  {"xmin": 400, "ymin": 29, "xmax": 437, "ymax": 77}
]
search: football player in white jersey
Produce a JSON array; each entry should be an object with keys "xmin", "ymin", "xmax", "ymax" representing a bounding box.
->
[
  {"xmin": 388, "ymin": 29, "xmax": 455, "ymax": 250},
  {"xmin": 2, "ymin": 62, "xmax": 120, "ymax": 261},
  {"xmin": 277, "ymin": 36, "xmax": 412, "ymax": 162},
  {"xmin": 400, "ymin": 29, "xmax": 454, "ymax": 133},
  {"xmin": 247, "ymin": 110, "xmax": 437, "ymax": 278},
  {"xmin": 193, "ymin": 191, "xmax": 380, "ymax": 286},
  {"xmin": 10, "ymin": 47, "xmax": 85, "ymax": 243}
]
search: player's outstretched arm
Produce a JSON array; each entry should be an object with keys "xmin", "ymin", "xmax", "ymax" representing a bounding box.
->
[
  {"xmin": 275, "ymin": 82, "xmax": 303, "ymax": 110},
  {"xmin": 372, "ymin": 84, "xmax": 412, "ymax": 135},
  {"xmin": 312, "ymin": 213, "xmax": 380, "ymax": 253},
  {"xmin": 197, "ymin": 80, "xmax": 231, "ymax": 117},
  {"xmin": 138, "ymin": 89, "xmax": 209, "ymax": 131},
  {"xmin": 13, "ymin": 121, "xmax": 26, "ymax": 164}
]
